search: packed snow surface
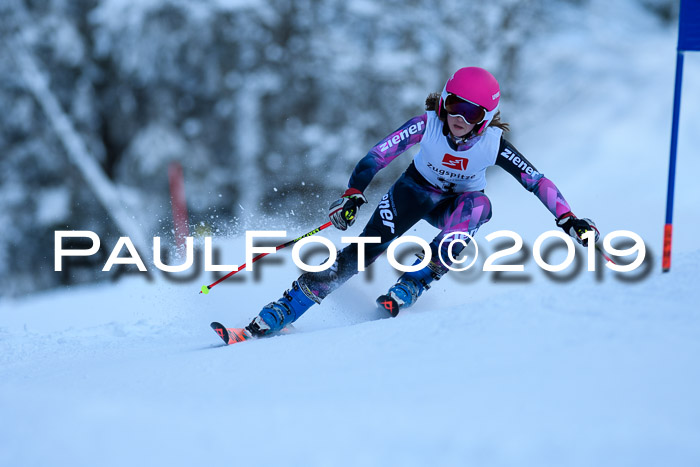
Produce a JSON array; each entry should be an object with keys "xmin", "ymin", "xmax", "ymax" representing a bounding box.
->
[
  {"xmin": 2, "ymin": 0, "xmax": 700, "ymax": 465},
  {"xmin": 1, "ymin": 249, "xmax": 699, "ymax": 466}
]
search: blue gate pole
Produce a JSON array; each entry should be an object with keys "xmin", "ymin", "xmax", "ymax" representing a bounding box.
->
[{"xmin": 662, "ymin": 50, "xmax": 685, "ymax": 272}]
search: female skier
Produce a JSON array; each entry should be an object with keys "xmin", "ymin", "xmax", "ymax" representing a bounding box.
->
[{"xmin": 236, "ymin": 66, "xmax": 599, "ymax": 340}]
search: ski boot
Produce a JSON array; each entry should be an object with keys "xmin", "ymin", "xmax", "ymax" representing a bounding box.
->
[
  {"xmin": 246, "ymin": 280, "xmax": 319, "ymax": 337},
  {"xmin": 377, "ymin": 254, "xmax": 448, "ymax": 317}
]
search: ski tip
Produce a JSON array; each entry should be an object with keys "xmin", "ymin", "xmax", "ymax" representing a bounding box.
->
[
  {"xmin": 210, "ymin": 322, "xmax": 229, "ymax": 344},
  {"xmin": 376, "ymin": 295, "xmax": 399, "ymax": 318}
]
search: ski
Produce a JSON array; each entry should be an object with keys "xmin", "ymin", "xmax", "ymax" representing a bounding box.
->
[
  {"xmin": 376, "ymin": 294, "xmax": 400, "ymax": 317},
  {"xmin": 210, "ymin": 321, "xmax": 297, "ymax": 345},
  {"xmin": 210, "ymin": 322, "xmax": 253, "ymax": 345}
]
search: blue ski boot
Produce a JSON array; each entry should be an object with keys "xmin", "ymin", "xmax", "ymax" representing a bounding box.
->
[
  {"xmin": 246, "ymin": 280, "xmax": 319, "ymax": 337},
  {"xmin": 376, "ymin": 254, "xmax": 448, "ymax": 317}
]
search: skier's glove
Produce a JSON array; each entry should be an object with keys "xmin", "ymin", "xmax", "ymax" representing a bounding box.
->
[
  {"xmin": 329, "ymin": 188, "xmax": 367, "ymax": 231},
  {"xmin": 556, "ymin": 212, "xmax": 600, "ymax": 246}
]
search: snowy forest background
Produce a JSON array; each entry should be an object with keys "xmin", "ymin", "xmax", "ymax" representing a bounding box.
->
[{"xmin": 0, "ymin": 0, "xmax": 682, "ymax": 296}]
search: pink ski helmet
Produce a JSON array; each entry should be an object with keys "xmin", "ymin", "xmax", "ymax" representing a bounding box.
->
[{"xmin": 439, "ymin": 67, "xmax": 501, "ymax": 136}]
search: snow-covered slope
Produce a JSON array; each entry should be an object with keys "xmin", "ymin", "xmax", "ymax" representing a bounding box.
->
[
  {"xmin": 2, "ymin": 1, "xmax": 700, "ymax": 466},
  {"xmin": 1, "ymin": 249, "xmax": 699, "ymax": 467}
]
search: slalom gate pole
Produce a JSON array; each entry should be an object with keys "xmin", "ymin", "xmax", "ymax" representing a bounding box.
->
[
  {"xmin": 663, "ymin": 50, "xmax": 685, "ymax": 272},
  {"xmin": 662, "ymin": 0, "xmax": 700, "ymax": 271},
  {"xmin": 199, "ymin": 221, "xmax": 333, "ymax": 294}
]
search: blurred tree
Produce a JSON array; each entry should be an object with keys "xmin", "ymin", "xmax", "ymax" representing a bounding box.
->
[{"xmin": 0, "ymin": 0, "xmax": 547, "ymax": 295}]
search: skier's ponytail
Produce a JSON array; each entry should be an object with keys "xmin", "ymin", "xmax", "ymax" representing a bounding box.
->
[
  {"xmin": 425, "ymin": 92, "xmax": 440, "ymax": 111},
  {"xmin": 489, "ymin": 112, "xmax": 510, "ymax": 133}
]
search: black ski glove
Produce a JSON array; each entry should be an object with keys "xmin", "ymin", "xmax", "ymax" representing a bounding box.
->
[
  {"xmin": 329, "ymin": 188, "xmax": 367, "ymax": 231},
  {"xmin": 556, "ymin": 212, "xmax": 600, "ymax": 246}
]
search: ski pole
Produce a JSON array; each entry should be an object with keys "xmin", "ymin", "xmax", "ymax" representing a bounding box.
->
[
  {"xmin": 199, "ymin": 221, "xmax": 333, "ymax": 294},
  {"xmin": 579, "ymin": 225, "xmax": 617, "ymax": 266},
  {"xmin": 595, "ymin": 243, "xmax": 617, "ymax": 265}
]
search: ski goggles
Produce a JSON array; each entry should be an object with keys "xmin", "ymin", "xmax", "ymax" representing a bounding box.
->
[{"xmin": 444, "ymin": 94, "xmax": 487, "ymax": 125}]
